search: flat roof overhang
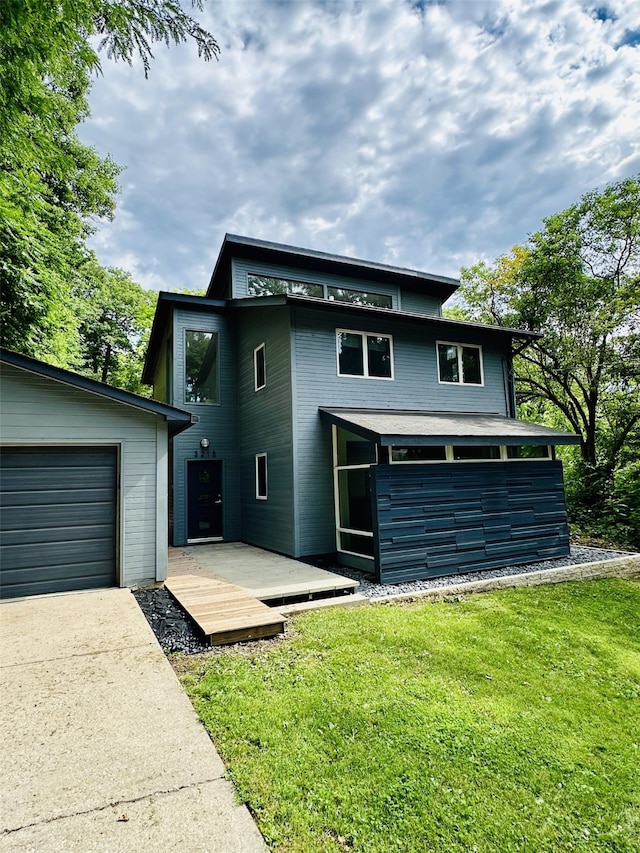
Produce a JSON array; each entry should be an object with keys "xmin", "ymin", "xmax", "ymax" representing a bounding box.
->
[
  {"xmin": 319, "ymin": 408, "xmax": 580, "ymax": 447},
  {"xmin": 230, "ymin": 293, "xmax": 541, "ymax": 344}
]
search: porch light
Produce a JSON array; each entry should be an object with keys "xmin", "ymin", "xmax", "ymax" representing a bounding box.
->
[{"xmin": 200, "ymin": 438, "xmax": 210, "ymax": 449}]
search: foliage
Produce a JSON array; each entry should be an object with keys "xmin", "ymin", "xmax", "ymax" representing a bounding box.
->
[
  {"xmin": 75, "ymin": 266, "xmax": 157, "ymax": 392},
  {"xmin": 180, "ymin": 580, "xmax": 640, "ymax": 853},
  {"xmin": 0, "ymin": 0, "xmax": 218, "ymax": 379},
  {"xmin": 460, "ymin": 176, "xmax": 640, "ymax": 545}
]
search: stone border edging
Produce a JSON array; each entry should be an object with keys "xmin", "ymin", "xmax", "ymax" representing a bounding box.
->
[{"xmin": 370, "ymin": 554, "xmax": 640, "ymax": 605}]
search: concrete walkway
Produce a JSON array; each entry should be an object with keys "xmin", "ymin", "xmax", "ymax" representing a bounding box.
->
[{"xmin": 0, "ymin": 588, "xmax": 267, "ymax": 853}]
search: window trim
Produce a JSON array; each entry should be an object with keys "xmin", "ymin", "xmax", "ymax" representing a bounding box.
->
[
  {"xmin": 336, "ymin": 329, "xmax": 394, "ymax": 380},
  {"xmin": 255, "ymin": 453, "xmax": 268, "ymax": 500},
  {"xmin": 436, "ymin": 341, "xmax": 484, "ymax": 387},
  {"xmin": 254, "ymin": 342, "xmax": 266, "ymax": 391},
  {"xmin": 388, "ymin": 444, "xmax": 553, "ymax": 464}
]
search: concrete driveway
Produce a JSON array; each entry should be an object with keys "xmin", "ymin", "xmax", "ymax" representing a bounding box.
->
[{"xmin": 0, "ymin": 588, "xmax": 266, "ymax": 853}]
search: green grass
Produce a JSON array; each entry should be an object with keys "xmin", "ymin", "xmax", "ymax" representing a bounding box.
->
[{"xmin": 179, "ymin": 579, "xmax": 640, "ymax": 852}]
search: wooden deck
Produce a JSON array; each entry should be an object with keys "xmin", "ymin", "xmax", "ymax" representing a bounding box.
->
[
  {"xmin": 166, "ymin": 550, "xmax": 285, "ymax": 645},
  {"xmin": 174, "ymin": 541, "xmax": 360, "ymax": 602}
]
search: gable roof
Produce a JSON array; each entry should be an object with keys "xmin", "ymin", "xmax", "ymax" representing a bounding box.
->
[
  {"xmin": 207, "ymin": 234, "xmax": 460, "ymax": 301},
  {"xmin": 0, "ymin": 348, "xmax": 195, "ymax": 436}
]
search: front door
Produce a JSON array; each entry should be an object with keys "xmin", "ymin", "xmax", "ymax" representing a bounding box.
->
[{"xmin": 187, "ymin": 460, "xmax": 223, "ymax": 542}]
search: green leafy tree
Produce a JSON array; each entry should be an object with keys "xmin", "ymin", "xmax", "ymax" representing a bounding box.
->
[
  {"xmin": 460, "ymin": 176, "xmax": 640, "ymax": 543},
  {"xmin": 0, "ymin": 0, "xmax": 218, "ymax": 362},
  {"xmin": 76, "ymin": 266, "xmax": 157, "ymax": 392}
]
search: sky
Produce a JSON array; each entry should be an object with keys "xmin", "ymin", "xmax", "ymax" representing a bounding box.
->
[{"xmin": 78, "ymin": 0, "xmax": 640, "ymax": 295}]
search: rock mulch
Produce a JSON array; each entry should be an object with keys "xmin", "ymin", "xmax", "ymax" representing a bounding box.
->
[{"xmin": 135, "ymin": 545, "xmax": 630, "ymax": 656}]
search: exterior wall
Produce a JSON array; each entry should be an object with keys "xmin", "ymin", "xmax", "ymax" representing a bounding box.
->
[
  {"xmin": 371, "ymin": 460, "xmax": 570, "ymax": 584},
  {"xmin": 291, "ymin": 305, "xmax": 512, "ymax": 556},
  {"xmin": 152, "ymin": 329, "xmax": 171, "ymax": 404},
  {"xmin": 0, "ymin": 363, "xmax": 166, "ymax": 588},
  {"xmin": 169, "ymin": 307, "xmax": 240, "ymax": 545},
  {"xmin": 398, "ymin": 290, "xmax": 443, "ymax": 316},
  {"xmin": 231, "ymin": 257, "xmax": 402, "ymax": 310},
  {"xmin": 236, "ymin": 305, "xmax": 295, "ymax": 554}
]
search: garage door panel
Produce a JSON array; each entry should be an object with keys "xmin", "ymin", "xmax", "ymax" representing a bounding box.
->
[
  {"xmin": 1, "ymin": 563, "xmax": 117, "ymax": 599},
  {"xmin": 1, "ymin": 522, "xmax": 115, "ymax": 548},
  {"xmin": 0, "ymin": 447, "xmax": 117, "ymax": 598}
]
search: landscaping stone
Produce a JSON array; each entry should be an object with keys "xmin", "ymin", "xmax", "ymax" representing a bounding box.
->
[{"xmin": 135, "ymin": 545, "xmax": 636, "ymax": 656}]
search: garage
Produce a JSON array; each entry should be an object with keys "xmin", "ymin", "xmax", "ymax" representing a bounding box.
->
[
  {"xmin": 0, "ymin": 446, "xmax": 118, "ymax": 599},
  {"xmin": 0, "ymin": 347, "xmax": 194, "ymax": 598}
]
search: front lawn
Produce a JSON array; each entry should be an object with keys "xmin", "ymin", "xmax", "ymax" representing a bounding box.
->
[{"xmin": 179, "ymin": 579, "xmax": 640, "ymax": 852}]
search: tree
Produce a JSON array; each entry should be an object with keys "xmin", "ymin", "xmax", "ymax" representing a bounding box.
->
[
  {"xmin": 0, "ymin": 1, "xmax": 218, "ymax": 362},
  {"xmin": 460, "ymin": 176, "xmax": 640, "ymax": 542},
  {"xmin": 76, "ymin": 266, "xmax": 157, "ymax": 392}
]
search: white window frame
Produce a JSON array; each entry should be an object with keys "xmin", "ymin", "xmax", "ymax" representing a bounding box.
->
[
  {"xmin": 255, "ymin": 453, "xmax": 268, "ymax": 500},
  {"xmin": 388, "ymin": 444, "xmax": 552, "ymax": 463},
  {"xmin": 436, "ymin": 341, "xmax": 484, "ymax": 386},
  {"xmin": 254, "ymin": 342, "xmax": 266, "ymax": 391},
  {"xmin": 336, "ymin": 329, "xmax": 394, "ymax": 380},
  {"xmin": 332, "ymin": 426, "xmax": 375, "ymax": 561}
]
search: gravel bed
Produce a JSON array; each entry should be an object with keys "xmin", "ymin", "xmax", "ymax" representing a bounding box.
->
[
  {"xmin": 333, "ymin": 544, "xmax": 631, "ymax": 599},
  {"xmin": 135, "ymin": 544, "xmax": 631, "ymax": 656}
]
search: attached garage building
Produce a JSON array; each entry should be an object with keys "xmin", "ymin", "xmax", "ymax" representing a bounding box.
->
[{"xmin": 0, "ymin": 348, "xmax": 193, "ymax": 599}]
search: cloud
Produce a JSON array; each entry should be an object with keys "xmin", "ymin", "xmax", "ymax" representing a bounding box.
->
[{"xmin": 79, "ymin": 0, "xmax": 640, "ymax": 289}]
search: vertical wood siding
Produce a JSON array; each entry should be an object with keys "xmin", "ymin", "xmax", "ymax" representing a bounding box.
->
[
  {"xmin": 0, "ymin": 364, "xmax": 165, "ymax": 588},
  {"xmin": 170, "ymin": 308, "xmax": 240, "ymax": 545},
  {"xmin": 237, "ymin": 306, "xmax": 295, "ymax": 554},
  {"xmin": 371, "ymin": 461, "xmax": 570, "ymax": 583}
]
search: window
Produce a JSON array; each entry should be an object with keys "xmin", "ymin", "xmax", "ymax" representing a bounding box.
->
[
  {"xmin": 333, "ymin": 427, "xmax": 375, "ymax": 562},
  {"xmin": 248, "ymin": 274, "xmax": 323, "ymax": 298},
  {"xmin": 254, "ymin": 343, "xmax": 266, "ymax": 391},
  {"xmin": 453, "ymin": 445, "xmax": 501, "ymax": 460},
  {"xmin": 185, "ymin": 330, "xmax": 218, "ymax": 403},
  {"xmin": 337, "ymin": 330, "xmax": 393, "ymax": 379},
  {"xmin": 390, "ymin": 446, "xmax": 447, "ymax": 462},
  {"xmin": 255, "ymin": 453, "xmax": 268, "ymax": 499},
  {"xmin": 437, "ymin": 342, "xmax": 483, "ymax": 385},
  {"xmin": 507, "ymin": 445, "xmax": 551, "ymax": 459},
  {"xmin": 327, "ymin": 286, "xmax": 392, "ymax": 309},
  {"xmin": 247, "ymin": 274, "xmax": 393, "ymax": 308}
]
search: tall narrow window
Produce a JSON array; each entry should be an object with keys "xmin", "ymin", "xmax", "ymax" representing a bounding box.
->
[
  {"xmin": 254, "ymin": 343, "xmax": 266, "ymax": 391},
  {"xmin": 255, "ymin": 453, "xmax": 268, "ymax": 499},
  {"xmin": 185, "ymin": 330, "xmax": 218, "ymax": 403},
  {"xmin": 337, "ymin": 330, "xmax": 393, "ymax": 379},
  {"xmin": 436, "ymin": 342, "xmax": 483, "ymax": 386}
]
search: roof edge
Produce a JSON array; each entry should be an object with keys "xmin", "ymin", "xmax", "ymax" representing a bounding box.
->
[{"xmin": 1, "ymin": 347, "xmax": 194, "ymax": 436}]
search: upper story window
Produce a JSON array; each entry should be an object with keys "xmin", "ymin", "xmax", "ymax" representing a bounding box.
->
[
  {"xmin": 254, "ymin": 343, "xmax": 266, "ymax": 391},
  {"xmin": 248, "ymin": 275, "xmax": 323, "ymax": 298},
  {"xmin": 248, "ymin": 274, "xmax": 392, "ymax": 309},
  {"xmin": 185, "ymin": 330, "xmax": 218, "ymax": 403},
  {"xmin": 437, "ymin": 341, "xmax": 483, "ymax": 386},
  {"xmin": 327, "ymin": 286, "xmax": 392, "ymax": 309},
  {"xmin": 337, "ymin": 330, "xmax": 393, "ymax": 379}
]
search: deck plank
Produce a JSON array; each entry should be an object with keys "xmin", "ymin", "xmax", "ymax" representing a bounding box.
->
[{"xmin": 165, "ymin": 568, "xmax": 285, "ymax": 646}]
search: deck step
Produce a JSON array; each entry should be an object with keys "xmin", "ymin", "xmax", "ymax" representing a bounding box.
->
[
  {"xmin": 278, "ymin": 592, "xmax": 369, "ymax": 615},
  {"xmin": 165, "ymin": 573, "xmax": 285, "ymax": 646}
]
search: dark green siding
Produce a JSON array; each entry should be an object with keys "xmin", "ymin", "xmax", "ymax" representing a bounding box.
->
[
  {"xmin": 371, "ymin": 460, "xmax": 570, "ymax": 583},
  {"xmin": 237, "ymin": 306, "xmax": 295, "ymax": 554},
  {"xmin": 291, "ymin": 306, "xmax": 512, "ymax": 557},
  {"xmin": 170, "ymin": 308, "xmax": 240, "ymax": 545},
  {"xmin": 0, "ymin": 446, "xmax": 117, "ymax": 598}
]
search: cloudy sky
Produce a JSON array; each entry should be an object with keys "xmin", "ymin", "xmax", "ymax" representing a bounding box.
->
[{"xmin": 79, "ymin": 0, "xmax": 640, "ymax": 294}]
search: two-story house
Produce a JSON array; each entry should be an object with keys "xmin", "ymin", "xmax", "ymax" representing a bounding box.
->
[{"xmin": 142, "ymin": 235, "xmax": 579, "ymax": 584}]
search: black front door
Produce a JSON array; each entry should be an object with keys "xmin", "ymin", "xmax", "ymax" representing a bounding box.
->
[{"xmin": 187, "ymin": 460, "xmax": 223, "ymax": 541}]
